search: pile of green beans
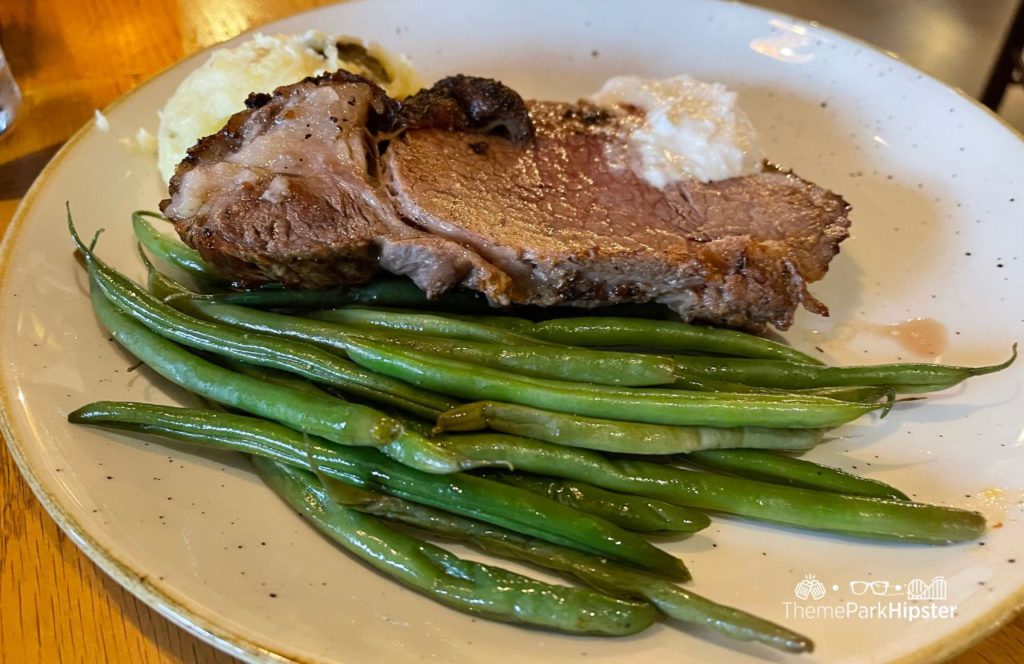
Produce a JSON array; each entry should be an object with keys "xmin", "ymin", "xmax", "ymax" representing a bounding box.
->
[
  {"xmin": 255, "ymin": 458, "xmax": 659, "ymax": 635},
  {"xmin": 101, "ymin": 241, "xmax": 458, "ymax": 420},
  {"xmin": 71, "ymin": 401, "xmax": 819, "ymax": 648},
  {"xmin": 62, "ymin": 210, "xmax": 1016, "ymax": 654},
  {"xmin": 70, "ymin": 401, "xmax": 687, "ymax": 578},
  {"xmin": 150, "ymin": 274, "xmax": 885, "ymax": 431},
  {"xmin": 154, "ymin": 280, "xmax": 679, "ymax": 388},
  {"xmin": 320, "ymin": 476, "xmax": 811, "ymax": 652}
]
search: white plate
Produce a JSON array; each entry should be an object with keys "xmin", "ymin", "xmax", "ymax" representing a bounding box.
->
[{"xmin": 2, "ymin": 1, "xmax": 1023, "ymax": 662}]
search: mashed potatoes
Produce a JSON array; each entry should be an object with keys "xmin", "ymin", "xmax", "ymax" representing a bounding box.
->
[{"xmin": 157, "ymin": 31, "xmax": 421, "ymax": 182}]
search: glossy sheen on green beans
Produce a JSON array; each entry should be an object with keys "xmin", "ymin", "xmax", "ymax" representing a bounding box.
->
[
  {"xmin": 477, "ymin": 536, "xmax": 811, "ymax": 653},
  {"xmin": 385, "ymin": 337, "xmax": 677, "ymax": 386},
  {"xmin": 253, "ymin": 458, "xmax": 658, "ymax": 635},
  {"xmin": 445, "ymin": 303, "xmax": 673, "ymax": 325},
  {"xmin": 309, "ymin": 306, "xmax": 550, "ymax": 346},
  {"xmin": 440, "ymin": 313, "xmax": 536, "ymax": 331},
  {"xmin": 132, "ymin": 211, "xmax": 225, "ymax": 284},
  {"xmin": 437, "ymin": 434, "xmax": 986, "ymax": 543},
  {"xmin": 671, "ymin": 369, "xmax": 776, "ymax": 393},
  {"xmin": 69, "ymin": 402, "xmax": 687, "ymax": 578},
  {"xmin": 195, "ymin": 358, "xmax": 495, "ymax": 474},
  {"xmin": 435, "ymin": 401, "xmax": 825, "ymax": 453},
  {"xmin": 674, "ymin": 368, "xmax": 897, "ymax": 403},
  {"xmin": 674, "ymin": 352, "xmax": 1016, "ymax": 392},
  {"xmin": 793, "ymin": 386, "xmax": 897, "ymax": 404},
  {"xmin": 87, "ymin": 281, "xmax": 401, "ymax": 447},
  {"xmin": 197, "ymin": 278, "xmax": 491, "ymax": 310},
  {"xmin": 683, "ymin": 450, "xmax": 909, "ymax": 501},
  {"xmin": 159, "ymin": 289, "xmax": 675, "ymax": 387},
  {"xmin": 491, "ymin": 473, "xmax": 710, "ymax": 533},
  {"xmin": 528, "ymin": 317, "xmax": 823, "ymax": 364},
  {"xmin": 351, "ymin": 491, "xmax": 811, "ymax": 653},
  {"xmin": 342, "ymin": 337, "xmax": 880, "ymax": 429},
  {"xmin": 128, "ymin": 252, "xmax": 459, "ymax": 420},
  {"xmin": 92, "ymin": 280, "xmax": 463, "ymax": 474},
  {"xmin": 151, "ymin": 269, "xmax": 369, "ymax": 349},
  {"xmin": 105, "ymin": 261, "xmax": 476, "ymax": 474},
  {"xmin": 199, "ymin": 357, "xmax": 492, "ymax": 474}
]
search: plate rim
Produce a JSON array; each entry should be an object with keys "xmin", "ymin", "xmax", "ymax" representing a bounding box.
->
[
  {"xmin": 1, "ymin": 1, "xmax": 1023, "ymax": 662},
  {"xmin": 0, "ymin": 72, "xmax": 300, "ymax": 664}
]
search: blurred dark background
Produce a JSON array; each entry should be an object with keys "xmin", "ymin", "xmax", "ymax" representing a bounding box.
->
[{"xmin": 751, "ymin": 0, "xmax": 1024, "ymax": 128}]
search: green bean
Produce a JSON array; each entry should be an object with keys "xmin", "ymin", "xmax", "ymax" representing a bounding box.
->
[
  {"xmin": 477, "ymin": 536, "xmax": 811, "ymax": 652},
  {"xmin": 438, "ymin": 313, "xmax": 536, "ymax": 332},
  {"xmin": 194, "ymin": 278, "xmax": 493, "ymax": 310},
  {"xmin": 384, "ymin": 337, "xmax": 677, "ymax": 386},
  {"xmin": 436, "ymin": 401, "xmax": 825, "ymax": 453},
  {"xmin": 150, "ymin": 266, "xmax": 373, "ymax": 347},
  {"xmin": 529, "ymin": 317, "xmax": 823, "ymax": 364},
  {"xmin": 210, "ymin": 356, "xmax": 342, "ymax": 398},
  {"xmin": 435, "ymin": 433, "xmax": 986, "ymax": 543},
  {"xmin": 490, "ymin": 473, "xmax": 710, "ymax": 534},
  {"xmin": 156, "ymin": 278, "xmax": 383, "ymax": 364},
  {"xmin": 442, "ymin": 304, "xmax": 672, "ymax": 329},
  {"xmin": 674, "ymin": 352, "xmax": 1016, "ymax": 392},
  {"xmin": 308, "ymin": 306, "xmax": 552, "ymax": 346},
  {"xmin": 671, "ymin": 369, "xmax": 776, "ymax": 393},
  {"xmin": 69, "ymin": 402, "xmax": 688, "ymax": 578},
  {"xmin": 342, "ymin": 337, "xmax": 881, "ymax": 429},
  {"xmin": 673, "ymin": 368, "xmax": 896, "ymax": 403},
  {"xmin": 253, "ymin": 458, "xmax": 658, "ymax": 635},
  {"xmin": 794, "ymin": 386, "xmax": 897, "ymax": 404},
  {"xmin": 355, "ymin": 492, "xmax": 811, "ymax": 653},
  {"xmin": 681, "ymin": 449, "xmax": 909, "ymax": 501},
  {"xmin": 132, "ymin": 210, "xmax": 226, "ymax": 285}
]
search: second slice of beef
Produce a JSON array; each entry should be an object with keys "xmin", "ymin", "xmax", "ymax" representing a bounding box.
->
[{"xmin": 385, "ymin": 93, "xmax": 851, "ymax": 330}]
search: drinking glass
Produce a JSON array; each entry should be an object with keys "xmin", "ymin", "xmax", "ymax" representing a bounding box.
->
[{"xmin": 0, "ymin": 43, "xmax": 22, "ymax": 135}]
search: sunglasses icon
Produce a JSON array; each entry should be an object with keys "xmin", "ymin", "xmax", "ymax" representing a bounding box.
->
[{"xmin": 849, "ymin": 581, "xmax": 891, "ymax": 596}]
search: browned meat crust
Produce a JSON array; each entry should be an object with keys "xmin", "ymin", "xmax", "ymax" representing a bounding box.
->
[{"xmin": 161, "ymin": 73, "xmax": 851, "ymax": 330}]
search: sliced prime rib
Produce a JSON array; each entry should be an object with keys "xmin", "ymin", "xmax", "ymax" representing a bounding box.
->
[
  {"xmin": 162, "ymin": 71, "xmax": 511, "ymax": 299},
  {"xmin": 161, "ymin": 71, "xmax": 851, "ymax": 330}
]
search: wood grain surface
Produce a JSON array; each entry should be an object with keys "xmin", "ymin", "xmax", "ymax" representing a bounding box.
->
[{"xmin": 0, "ymin": 1, "xmax": 1021, "ymax": 662}]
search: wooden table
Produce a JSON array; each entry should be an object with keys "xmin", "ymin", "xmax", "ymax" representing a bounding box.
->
[{"xmin": 0, "ymin": 1, "xmax": 1022, "ymax": 661}]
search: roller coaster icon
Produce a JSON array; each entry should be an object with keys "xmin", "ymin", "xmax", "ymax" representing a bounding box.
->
[{"xmin": 905, "ymin": 576, "xmax": 948, "ymax": 601}]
